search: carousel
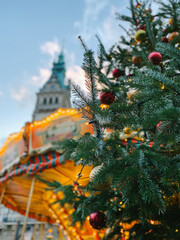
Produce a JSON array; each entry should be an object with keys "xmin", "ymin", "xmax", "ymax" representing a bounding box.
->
[{"xmin": 0, "ymin": 108, "xmax": 104, "ymax": 240}]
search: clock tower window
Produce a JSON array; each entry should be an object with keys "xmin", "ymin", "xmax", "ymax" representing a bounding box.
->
[
  {"xmin": 49, "ymin": 97, "xmax": 52, "ymax": 104},
  {"xmin": 55, "ymin": 97, "xmax": 58, "ymax": 104}
]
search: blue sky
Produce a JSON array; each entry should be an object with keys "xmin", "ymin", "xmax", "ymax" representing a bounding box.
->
[{"xmin": 0, "ymin": 0, "xmax": 130, "ymax": 144}]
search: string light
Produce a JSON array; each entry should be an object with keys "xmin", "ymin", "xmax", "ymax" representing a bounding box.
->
[
  {"xmin": 0, "ymin": 108, "xmax": 81, "ymax": 155},
  {"xmin": 100, "ymin": 104, "xmax": 109, "ymax": 109},
  {"xmin": 149, "ymin": 220, "xmax": 161, "ymax": 225},
  {"xmin": 161, "ymin": 84, "xmax": 165, "ymax": 90}
]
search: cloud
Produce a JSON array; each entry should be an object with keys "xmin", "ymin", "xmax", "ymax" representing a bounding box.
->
[
  {"xmin": 40, "ymin": 38, "xmax": 60, "ymax": 58},
  {"xmin": 97, "ymin": 5, "xmax": 129, "ymax": 48},
  {"xmin": 97, "ymin": 6, "xmax": 119, "ymax": 47},
  {"xmin": 64, "ymin": 50, "xmax": 76, "ymax": 67},
  {"xmin": 11, "ymin": 87, "xmax": 29, "ymax": 102},
  {"xmin": 75, "ymin": 0, "xmax": 129, "ymax": 47},
  {"xmin": 74, "ymin": 21, "xmax": 80, "ymax": 28},
  {"xmin": 30, "ymin": 39, "xmax": 61, "ymax": 88},
  {"xmin": 66, "ymin": 65, "xmax": 84, "ymax": 85},
  {"xmin": 77, "ymin": 0, "xmax": 109, "ymax": 41},
  {"xmin": 31, "ymin": 68, "xmax": 51, "ymax": 87},
  {"xmin": 0, "ymin": 90, "xmax": 3, "ymax": 96},
  {"xmin": 84, "ymin": 0, "xmax": 108, "ymax": 23}
]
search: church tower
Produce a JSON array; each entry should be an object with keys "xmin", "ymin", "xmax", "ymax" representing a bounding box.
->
[{"xmin": 32, "ymin": 51, "xmax": 71, "ymax": 121}]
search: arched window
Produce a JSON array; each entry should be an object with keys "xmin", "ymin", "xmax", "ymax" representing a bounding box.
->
[
  {"xmin": 55, "ymin": 97, "xmax": 58, "ymax": 104},
  {"xmin": 49, "ymin": 97, "xmax": 52, "ymax": 104},
  {"xmin": 43, "ymin": 98, "xmax": 47, "ymax": 104}
]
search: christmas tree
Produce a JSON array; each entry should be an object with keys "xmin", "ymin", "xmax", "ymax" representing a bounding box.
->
[{"xmin": 44, "ymin": 0, "xmax": 180, "ymax": 239}]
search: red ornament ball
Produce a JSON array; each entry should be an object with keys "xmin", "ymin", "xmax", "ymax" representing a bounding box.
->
[
  {"xmin": 89, "ymin": 211, "xmax": 106, "ymax": 230},
  {"xmin": 148, "ymin": 52, "xmax": 162, "ymax": 65},
  {"xmin": 100, "ymin": 92, "xmax": 115, "ymax": 105},
  {"xmin": 161, "ymin": 37, "xmax": 169, "ymax": 43},
  {"xmin": 156, "ymin": 121, "xmax": 163, "ymax": 132},
  {"xmin": 112, "ymin": 69, "xmax": 121, "ymax": 78}
]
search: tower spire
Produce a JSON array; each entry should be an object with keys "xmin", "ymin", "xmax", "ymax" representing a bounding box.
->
[
  {"xmin": 32, "ymin": 39, "xmax": 70, "ymax": 121},
  {"xmin": 58, "ymin": 39, "xmax": 65, "ymax": 63},
  {"xmin": 61, "ymin": 38, "xmax": 65, "ymax": 52}
]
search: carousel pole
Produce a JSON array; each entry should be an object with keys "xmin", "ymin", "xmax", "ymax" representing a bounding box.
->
[
  {"xmin": 39, "ymin": 223, "xmax": 43, "ymax": 240},
  {"xmin": 32, "ymin": 222, "xmax": 37, "ymax": 240},
  {"xmin": 58, "ymin": 229, "xmax": 65, "ymax": 240},
  {"xmin": 42, "ymin": 223, "xmax": 46, "ymax": 240},
  {"xmin": 13, "ymin": 215, "xmax": 21, "ymax": 240},
  {"xmin": 0, "ymin": 184, "xmax": 6, "ymax": 205},
  {"xmin": 20, "ymin": 176, "xmax": 36, "ymax": 240},
  {"xmin": 0, "ymin": 184, "xmax": 6, "ymax": 222},
  {"xmin": 39, "ymin": 223, "xmax": 46, "ymax": 240}
]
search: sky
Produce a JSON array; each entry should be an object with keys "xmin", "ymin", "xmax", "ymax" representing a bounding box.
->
[{"xmin": 0, "ymin": 0, "xmax": 131, "ymax": 145}]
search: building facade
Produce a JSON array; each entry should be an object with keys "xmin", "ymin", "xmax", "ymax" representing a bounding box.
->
[{"xmin": 32, "ymin": 51, "xmax": 71, "ymax": 121}]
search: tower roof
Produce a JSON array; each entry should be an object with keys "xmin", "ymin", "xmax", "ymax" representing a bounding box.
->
[
  {"xmin": 41, "ymin": 51, "xmax": 69, "ymax": 92},
  {"xmin": 32, "ymin": 49, "xmax": 71, "ymax": 121}
]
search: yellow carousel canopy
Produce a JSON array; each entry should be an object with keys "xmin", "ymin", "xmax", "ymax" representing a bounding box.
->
[{"xmin": 0, "ymin": 108, "xmax": 102, "ymax": 240}]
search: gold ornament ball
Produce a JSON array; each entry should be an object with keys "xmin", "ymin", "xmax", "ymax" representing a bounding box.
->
[
  {"xmin": 134, "ymin": 30, "xmax": 146, "ymax": 42},
  {"xmin": 168, "ymin": 32, "xmax": 179, "ymax": 41},
  {"xmin": 123, "ymin": 127, "xmax": 131, "ymax": 135},
  {"xmin": 90, "ymin": 165, "xmax": 103, "ymax": 180},
  {"xmin": 57, "ymin": 191, "xmax": 64, "ymax": 200},
  {"xmin": 168, "ymin": 18, "xmax": 173, "ymax": 25},
  {"xmin": 90, "ymin": 165, "xmax": 110, "ymax": 190},
  {"xmin": 132, "ymin": 56, "xmax": 141, "ymax": 64},
  {"xmin": 127, "ymin": 88, "xmax": 138, "ymax": 100}
]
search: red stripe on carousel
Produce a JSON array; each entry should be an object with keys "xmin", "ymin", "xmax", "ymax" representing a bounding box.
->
[
  {"xmin": 48, "ymin": 160, "xmax": 53, "ymax": 169},
  {"xmin": 30, "ymin": 164, "xmax": 35, "ymax": 173},
  {"xmin": 55, "ymin": 151, "xmax": 60, "ymax": 158},
  {"xmin": 41, "ymin": 154, "xmax": 47, "ymax": 163},
  {"xmin": 41, "ymin": 162, "xmax": 48, "ymax": 171},
  {"xmin": 28, "ymin": 158, "xmax": 33, "ymax": 165},
  {"xmin": 33, "ymin": 164, "xmax": 38, "ymax": 172},
  {"xmin": 55, "ymin": 157, "xmax": 61, "ymax": 166},
  {"xmin": 17, "ymin": 168, "xmax": 21, "ymax": 176},
  {"xmin": 42, "ymin": 162, "xmax": 48, "ymax": 170},
  {"xmin": 37, "ymin": 164, "xmax": 43, "ymax": 173},
  {"xmin": 34, "ymin": 155, "xmax": 39, "ymax": 164},
  {"xmin": 27, "ymin": 165, "xmax": 33, "ymax": 174},
  {"xmin": 47, "ymin": 152, "xmax": 53, "ymax": 161},
  {"xmin": 22, "ymin": 166, "xmax": 26, "ymax": 173}
]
